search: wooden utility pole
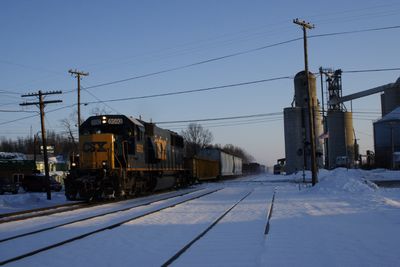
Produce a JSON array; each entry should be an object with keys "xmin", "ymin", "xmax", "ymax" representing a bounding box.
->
[
  {"xmin": 68, "ymin": 69, "xmax": 89, "ymax": 132},
  {"xmin": 20, "ymin": 91, "xmax": 62, "ymax": 200},
  {"xmin": 293, "ymin": 18, "xmax": 318, "ymax": 186}
]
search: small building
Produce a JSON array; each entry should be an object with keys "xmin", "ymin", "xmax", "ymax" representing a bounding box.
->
[{"xmin": 25, "ymin": 154, "xmax": 69, "ymax": 183}]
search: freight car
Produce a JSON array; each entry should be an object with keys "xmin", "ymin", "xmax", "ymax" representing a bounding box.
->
[
  {"xmin": 243, "ymin": 162, "xmax": 265, "ymax": 175},
  {"xmin": 185, "ymin": 157, "xmax": 220, "ymax": 181},
  {"xmin": 64, "ymin": 115, "xmax": 191, "ymax": 200},
  {"xmin": 196, "ymin": 148, "xmax": 243, "ymax": 179}
]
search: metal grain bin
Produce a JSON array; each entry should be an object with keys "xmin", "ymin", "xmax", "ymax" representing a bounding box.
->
[
  {"xmin": 381, "ymin": 79, "xmax": 400, "ymax": 116},
  {"xmin": 373, "ymin": 107, "xmax": 400, "ymax": 169},
  {"xmin": 327, "ymin": 110, "xmax": 354, "ymax": 168}
]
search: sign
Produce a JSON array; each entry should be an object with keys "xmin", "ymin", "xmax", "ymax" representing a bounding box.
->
[{"xmin": 40, "ymin": 145, "xmax": 55, "ymax": 154}]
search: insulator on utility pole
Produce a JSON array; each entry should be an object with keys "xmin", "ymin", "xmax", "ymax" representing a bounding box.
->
[
  {"xmin": 20, "ymin": 90, "xmax": 62, "ymax": 200},
  {"xmin": 293, "ymin": 18, "xmax": 318, "ymax": 186}
]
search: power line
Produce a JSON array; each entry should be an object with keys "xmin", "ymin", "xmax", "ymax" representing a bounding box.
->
[
  {"xmin": 81, "ymin": 85, "xmax": 121, "ymax": 114},
  {"xmin": 0, "ymin": 90, "xmax": 21, "ymax": 95},
  {"xmin": 1, "ymin": 65, "xmax": 398, "ymax": 127},
  {"xmin": 83, "ymin": 76, "xmax": 292, "ymax": 105},
  {"xmin": 67, "ymin": 38, "xmax": 301, "ymax": 92},
  {"xmin": 343, "ymin": 67, "xmax": 400, "ymax": 73},
  {"xmin": 309, "ymin": 25, "xmax": 400, "ymax": 39},
  {"xmin": 0, "ymin": 75, "xmax": 288, "ymax": 126},
  {"xmin": 0, "ymin": 103, "xmax": 76, "ymax": 126},
  {"xmin": 0, "ymin": 109, "xmax": 37, "ymax": 113},
  {"xmin": 166, "ymin": 117, "xmax": 283, "ymax": 131},
  {"xmin": 69, "ymin": 24, "xmax": 400, "ymax": 92},
  {"xmin": 154, "ymin": 112, "xmax": 283, "ymax": 124}
]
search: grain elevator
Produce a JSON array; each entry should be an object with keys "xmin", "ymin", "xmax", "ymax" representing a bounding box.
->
[{"xmin": 284, "ymin": 71, "xmax": 324, "ymax": 174}]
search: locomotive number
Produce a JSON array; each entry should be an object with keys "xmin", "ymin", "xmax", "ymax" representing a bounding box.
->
[{"xmin": 107, "ymin": 118, "xmax": 123, "ymax": 125}]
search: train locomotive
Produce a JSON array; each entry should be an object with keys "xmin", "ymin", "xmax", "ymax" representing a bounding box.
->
[{"xmin": 65, "ymin": 115, "xmax": 190, "ymax": 200}]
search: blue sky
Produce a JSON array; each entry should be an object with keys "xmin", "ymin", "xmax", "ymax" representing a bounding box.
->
[{"xmin": 1, "ymin": 0, "xmax": 399, "ymax": 166}]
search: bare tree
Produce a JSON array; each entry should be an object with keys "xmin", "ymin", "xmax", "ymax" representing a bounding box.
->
[
  {"xmin": 60, "ymin": 118, "xmax": 78, "ymax": 150},
  {"xmin": 222, "ymin": 144, "xmax": 255, "ymax": 164},
  {"xmin": 60, "ymin": 111, "xmax": 79, "ymax": 150},
  {"xmin": 181, "ymin": 123, "xmax": 213, "ymax": 157}
]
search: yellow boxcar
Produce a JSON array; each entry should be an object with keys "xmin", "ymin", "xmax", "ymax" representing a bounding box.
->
[{"xmin": 188, "ymin": 157, "xmax": 219, "ymax": 181}]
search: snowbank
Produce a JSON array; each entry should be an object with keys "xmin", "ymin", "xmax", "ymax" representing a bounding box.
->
[
  {"xmin": 0, "ymin": 192, "xmax": 68, "ymax": 214},
  {"xmin": 311, "ymin": 168, "xmax": 378, "ymax": 194}
]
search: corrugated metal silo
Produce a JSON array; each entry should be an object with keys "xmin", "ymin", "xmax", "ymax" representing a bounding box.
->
[
  {"xmin": 374, "ymin": 107, "xmax": 400, "ymax": 169},
  {"xmin": 381, "ymin": 79, "xmax": 400, "ymax": 116},
  {"xmin": 327, "ymin": 110, "xmax": 354, "ymax": 168},
  {"xmin": 284, "ymin": 107, "xmax": 304, "ymax": 174}
]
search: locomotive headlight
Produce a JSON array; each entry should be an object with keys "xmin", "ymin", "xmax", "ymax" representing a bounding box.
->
[
  {"xmin": 102, "ymin": 161, "xmax": 107, "ymax": 168},
  {"xmin": 71, "ymin": 162, "xmax": 76, "ymax": 167},
  {"xmin": 102, "ymin": 116, "xmax": 107, "ymax": 124}
]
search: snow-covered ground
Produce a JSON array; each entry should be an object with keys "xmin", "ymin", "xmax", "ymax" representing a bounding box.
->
[
  {"xmin": 262, "ymin": 168, "xmax": 400, "ymax": 267},
  {"xmin": 0, "ymin": 169, "xmax": 399, "ymax": 266},
  {"xmin": 0, "ymin": 191, "xmax": 68, "ymax": 214}
]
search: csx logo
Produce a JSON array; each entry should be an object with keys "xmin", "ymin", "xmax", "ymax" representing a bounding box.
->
[{"xmin": 83, "ymin": 142, "xmax": 107, "ymax": 152}]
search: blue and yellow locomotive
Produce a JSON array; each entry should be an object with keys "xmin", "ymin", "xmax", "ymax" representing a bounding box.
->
[{"xmin": 65, "ymin": 115, "xmax": 190, "ymax": 200}]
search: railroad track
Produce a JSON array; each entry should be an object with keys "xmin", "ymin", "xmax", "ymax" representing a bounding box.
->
[
  {"xmin": 0, "ymin": 201, "xmax": 87, "ymax": 224},
  {"xmin": 0, "ymin": 187, "xmax": 221, "ymax": 266},
  {"xmin": 161, "ymin": 189, "xmax": 254, "ymax": 266},
  {"xmin": 0, "ymin": 187, "xmax": 202, "ymax": 224}
]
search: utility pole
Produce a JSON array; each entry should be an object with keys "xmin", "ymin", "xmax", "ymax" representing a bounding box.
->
[
  {"xmin": 20, "ymin": 91, "xmax": 62, "ymax": 200},
  {"xmin": 293, "ymin": 18, "xmax": 318, "ymax": 186},
  {"xmin": 68, "ymin": 69, "xmax": 89, "ymax": 132}
]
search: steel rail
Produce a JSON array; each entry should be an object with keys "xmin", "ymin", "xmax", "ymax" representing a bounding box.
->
[
  {"xmin": 0, "ymin": 187, "xmax": 222, "ymax": 266},
  {"xmin": 0, "ymin": 201, "xmax": 86, "ymax": 223},
  {"xmin": 161, "ymin": 189, "xmax": 253, "ymax": 266},
  {"xmin": 0, "ymin": 187, "xmax": 204, "ymax": 243}
]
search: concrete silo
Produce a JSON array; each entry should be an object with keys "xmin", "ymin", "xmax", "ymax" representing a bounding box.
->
[
  {"xmin": 283, "ymin": 107, "xmax": 304, "ymax": 174},
  {"xmin": 283, "ymin": 71, "xmax": 324, "ymax": 174}
]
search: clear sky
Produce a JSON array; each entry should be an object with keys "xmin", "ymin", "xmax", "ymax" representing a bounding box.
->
[{"xmin": 0, "ymin": 0, "xmax": 399, "ymax": 166}]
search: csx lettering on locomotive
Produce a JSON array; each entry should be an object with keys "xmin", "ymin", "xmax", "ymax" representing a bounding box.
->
[{"xmin": 82, "ymin": 142, "xmax": 107, "ymax": 152}]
